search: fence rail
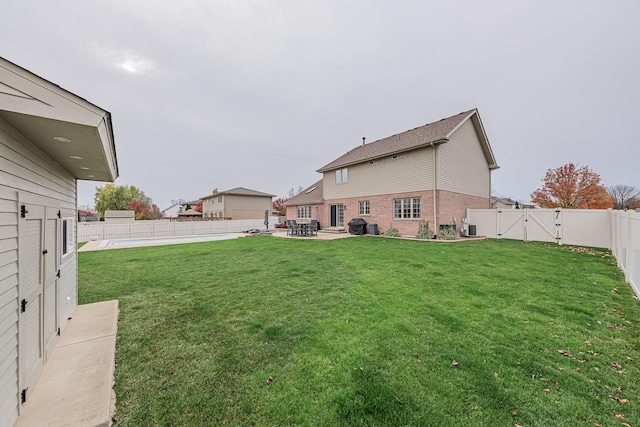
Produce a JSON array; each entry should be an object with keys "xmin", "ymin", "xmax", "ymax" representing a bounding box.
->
[
  {"xmin": 467, "ymin": 208, "xmax": 639, "ymax": 298},
  {"xmin": 78, "ymin": 217, "xmax": 279, "ymax": 243}
]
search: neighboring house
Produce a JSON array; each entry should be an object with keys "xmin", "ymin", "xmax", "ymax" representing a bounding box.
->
[
  {"xmin": 491, "ymin": 196, "xmax": 515, "ymax": 209},
  {"xmin": 0, "ymin": 57, "xmax": 118, "ymax": 427},
  {"xmin": 162, "ymin": 201, "xmax": 198, "ymax": 218},
  {"xmin": 201, "ymin": 187, "xmax": 274, "ymax": 220},
  {"xmin": 491, "ymin": 197, "xmax": 536, "ymax": 209},
  {"xmin": 176, "ymin": 208, "xmax": 204, "ymax": 220},
  {"xmin": 162, "ymin": 203, "xmax": 182, "ymax": 218},
  {"xmin": 285, "ymin": 109, "xmax": 498, "ymax": 236},
  {"xmin": 104, "ymin": 209, "xmax": 135, "ymax": 223}
]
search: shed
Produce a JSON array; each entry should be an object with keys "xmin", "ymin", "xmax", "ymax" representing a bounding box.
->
[
  {"xmin": 0, "ymin": 57, "xmax": 118, "ymax": 427},
  {"xmin": 104, "ymin": 209, "xmax": 135, "ymax": 223}
]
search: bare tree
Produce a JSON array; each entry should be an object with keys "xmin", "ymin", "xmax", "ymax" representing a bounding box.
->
[
  {"xmin": 608, "ymin": 184, "xmax": 640, "ymax": 209},
  {"xmin": 287, "ymin": 185, "xmax": 304, "ymax": 198}
]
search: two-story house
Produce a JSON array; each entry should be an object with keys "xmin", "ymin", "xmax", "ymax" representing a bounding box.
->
[
  {"xmin": 201, "ymin": 187, "xmax": 274, "ymax": 220},
  {"xmin": 285, "ymin": 109, "xmax": 498, "ymax": 236}
]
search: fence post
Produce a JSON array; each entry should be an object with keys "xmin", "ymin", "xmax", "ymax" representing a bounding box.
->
[
  {"xmin": 555, "ymin": 208, "xmax": 562, "ymax": 246},
  {"xmin": 626, "ymin": 211, "xmax": 633, "ymax": 283}
]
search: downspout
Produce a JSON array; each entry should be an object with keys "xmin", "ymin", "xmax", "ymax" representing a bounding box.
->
[{"xmin": 431, "ymin": 142, "xmax": 437, "ymax": 229}]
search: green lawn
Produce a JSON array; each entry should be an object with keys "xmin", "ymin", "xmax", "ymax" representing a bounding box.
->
[{"xmin": 78, "ymin": 237, "xmax": 640, "ymax": 426}]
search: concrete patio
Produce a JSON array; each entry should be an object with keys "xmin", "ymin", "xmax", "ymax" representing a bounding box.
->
[{"xmin": 14, "ymin": 300, "xmax": 119, "ymax": 427}]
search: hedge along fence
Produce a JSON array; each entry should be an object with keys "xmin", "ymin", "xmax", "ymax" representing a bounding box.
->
[
  {"xmin": 77, "ymin": 217, "xmax": 279, "ymax": 243},
  {"xmin": 467, "ymin": 208, "xmax": 640, "ymax": 298}
]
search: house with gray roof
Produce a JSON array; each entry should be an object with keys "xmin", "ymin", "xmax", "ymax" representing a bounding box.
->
[
  {"xmin": 201, "ymin": 187, "xmax": 275, "ymax": 220},
  {"xmin": 285, "ymin": 109, "xmax": 499, "ymax": 235}
]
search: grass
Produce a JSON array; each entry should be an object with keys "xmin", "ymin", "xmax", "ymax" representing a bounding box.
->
[{"xmin": 78, "ymin": 237, "xmax": 640, "ymax": 426}]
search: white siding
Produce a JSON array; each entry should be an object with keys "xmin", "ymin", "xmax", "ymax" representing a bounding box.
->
[
  {"xmin": 438, "ymin": 119, "xmax": 490, "ymax": 197},
  {"xmin": 324, "ymin": 148, "xmax": 435, "ymax": 200},
  {"xmin": 0, "ymin": 118, "xmax": 77, "ymax": 427}
]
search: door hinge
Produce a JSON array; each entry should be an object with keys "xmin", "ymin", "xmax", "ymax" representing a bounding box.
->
[
  {"xmin": 57, "ymin": 270, "xmax": 61, "ymax": 278},
  {"xmin": 42, "ymin": 249, "xmax": 48, "ymax": 255},
  {"xmin": 21, "ymin": 299, "xmax": 27, "ymax": 313},
  {"xmin": 21, "ymin": 388, "xmax": 28, "ymax": 403},
  {"xmin": 20, "ymin": 205, "xmax": 28, "ymax": 218},
  {"xmin": 57, "ymin": 210, "xmax": 61, "ymax": 218},
  {"xmin": 57, "ymin": 328, "xmax": 61, "ymax": 336}
]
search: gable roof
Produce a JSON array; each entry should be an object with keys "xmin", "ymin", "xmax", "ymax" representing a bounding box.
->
[
  {"xmin": 317, "ymin": 109, "xmax": 498, "ymax": 173},
  {"xmin": 201, "ymin": 186, "xmax": 275, "ymax": 200},
  {"xmin": 283, "ymin": 179, "xmax": 324, "ymax": 207}
]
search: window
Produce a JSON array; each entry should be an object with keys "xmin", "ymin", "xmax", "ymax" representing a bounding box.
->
[
  {"xmin": 218, "ymin": 196, "xmax": 223, "ymax": 202},
  {"xmin": 62, "ymin": 217, "xmax": 75, "ymax": 256},
  {"xmin": 359, "ymin": 201, "xmax": 370, "ymax": 216},
  {"xmin": 393, "ymin": 198, "xmax": 421, "ymax": 219},
  {"xmin": 335, "ymin": 168, "xmax": 348, "ymax": 184},
  {"xmin": 297, "ymin": 205, "xmax": 311, "ymax": 219}
]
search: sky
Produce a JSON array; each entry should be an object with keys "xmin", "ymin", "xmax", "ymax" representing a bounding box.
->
[{"xmin": 2, "ymin": 1, "xmax": 639, "ymax": 210}]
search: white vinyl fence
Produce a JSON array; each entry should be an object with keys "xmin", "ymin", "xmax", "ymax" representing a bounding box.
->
[
  {"xmin": 78, "ymin": 217, "xmax": 279, "ymax": 243},
  {"xmin": 467, "ymin": 208, "xmax": 639, "ymax": 298}
]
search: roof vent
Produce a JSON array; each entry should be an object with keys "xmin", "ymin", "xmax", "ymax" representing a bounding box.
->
[{"xmin": 362, "ymin": 137, "xmax": 365, "ymax": 146}]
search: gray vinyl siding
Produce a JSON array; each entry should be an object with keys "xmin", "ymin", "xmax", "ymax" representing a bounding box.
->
[
  {"xmin": 323, "ymin": 147, "xmax": 435, "ymax": 200},
  {"xmin": 0, "ymin": 117, "xmax": 77, "ymax": 427},
  {"xmin": 437, "ymin": 119, "xmax": 491, "ymax": 198}
]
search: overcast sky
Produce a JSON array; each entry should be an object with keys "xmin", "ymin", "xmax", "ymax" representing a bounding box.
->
[{"xmin": 3, "ymin": 1, "xmax": 639, "ymax": 209}]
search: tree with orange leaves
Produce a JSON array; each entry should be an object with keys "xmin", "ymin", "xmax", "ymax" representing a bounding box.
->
[{"xmin": 530, "ymin": 163, "xmax": 613, "ymax": 209}]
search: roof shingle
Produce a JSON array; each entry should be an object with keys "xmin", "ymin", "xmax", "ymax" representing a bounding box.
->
[{"xmin": 317, "ymin": 109, "xmax": 476, "ymax": 172}]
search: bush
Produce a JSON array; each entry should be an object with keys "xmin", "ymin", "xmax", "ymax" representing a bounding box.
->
[
  {"xmin": 438, "ymin": 226, "xmax": 460, "ymax": 240},
  {"xmin": 415, "ymin": 221, "xmax": 434, "ymax": 239},
  {"xmin": 385, "ymin": 226, "xmax": 399, "ymax": 237}
]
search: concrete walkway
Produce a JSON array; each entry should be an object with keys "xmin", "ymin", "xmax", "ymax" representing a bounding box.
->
[{"xmin": 15, "ymin": 300, "xmax": 119, "ymax": 427}]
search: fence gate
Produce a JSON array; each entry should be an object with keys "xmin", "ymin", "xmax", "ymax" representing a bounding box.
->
[
  {"xmin": 527, "ymin": 208, "xmax": 562, "ymax": 244},
  {"xmin": 497, "ymin": 209, "xmax": 525, "ymax": 240}
]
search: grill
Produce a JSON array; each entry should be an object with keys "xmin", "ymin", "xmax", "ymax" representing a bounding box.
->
[{"xmin": 347, "ymin": 218, "xmax": 368, "ymax": 235}]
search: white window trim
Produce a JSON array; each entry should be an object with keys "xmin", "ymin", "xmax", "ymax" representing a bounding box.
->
[
  {"xmin": 335, "ymin": 168, "xmax": 348, "ymax": 184},
  {"xmin": 393, "ymin": 197, "xmax": 421, "ymax": 219},
  {"xmin": 62, "ymin": 217, "xmax": 75, "ymax": 257},
  {"xmin": 359, "ymin": 200, "xmax": 370, "ymax": 216}
]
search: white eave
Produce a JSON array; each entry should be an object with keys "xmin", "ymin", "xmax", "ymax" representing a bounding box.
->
[{"xmin": 0, "ymin": 57, "xmax": 118, "ymax": 182}]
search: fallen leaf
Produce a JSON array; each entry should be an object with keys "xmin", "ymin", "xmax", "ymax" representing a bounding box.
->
[
  {"xmin": 452, "ymin": 360, "xmax": 459, "ymax": 367},
  {"xmin": 494, "ymin": 372, "xmax": 499, "ymax": 377},
  {"xmin": 612, "ymin": 362, "xmax": 622, "ymax": 369},
  {"xmin": 619, "ymin": 398, "xmax": 629, "ymax": 404},
  {"xmin": 614, "ymin": 413, "xmax": 625, "ymax": 419},
  {"xmin": 511, "ymin": 410, "xmax": 518, "ymax": 416},
  {"xmin": 553, "ymin": 380, "xmax": 560, "ymax": 388},
  {"xmin": 612, "ymin": 308, "xmax": 617, "ymax": 312},
  {"xmin": 622, "ymin": 423, "xmax": 631, "ymax": 427},
  {"xmin": 544, "ymin": 388, "xmax": 551, "ymax": 393},
  {"xmin": 540, "ymin": 377, "xmax": 549, "ymax": 382},
  {"xmin": 592, "ymin": 422, "xmax": 603, "ymax": 427},
  {"xmin": 266, "ymin": 376, "xmax": 273, "ymax": 385}
]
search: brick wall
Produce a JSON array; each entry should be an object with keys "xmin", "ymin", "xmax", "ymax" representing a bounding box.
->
[
  {"xmin": 436, "ymin": 190, "xmax": 490, "ymax": 232},
  {"xmin": 287, "ymin": 190, "xmax": 489, "ymax": 236}
]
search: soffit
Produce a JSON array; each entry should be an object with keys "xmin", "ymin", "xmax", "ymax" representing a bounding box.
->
[{"xmin": 0, "ymin": 58, "xmax": 118, "ymax": 182}]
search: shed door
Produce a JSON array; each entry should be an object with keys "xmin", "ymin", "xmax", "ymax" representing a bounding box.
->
[
  {"xmin": 18, "ymin": 203, "xmax": 45, "ymax": 403},
  {"xmin": 43, "ymin": 207, "xmax": 60, "ymax": 360}
]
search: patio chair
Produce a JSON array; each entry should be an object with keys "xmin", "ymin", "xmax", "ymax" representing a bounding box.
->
[
  {"xmin": 308, "ymin": 219, "xmax": 318, "ymax": 237},
  {"xmin": 286, "ymin": 220, "xmax": 300, "ymax": 236}
]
